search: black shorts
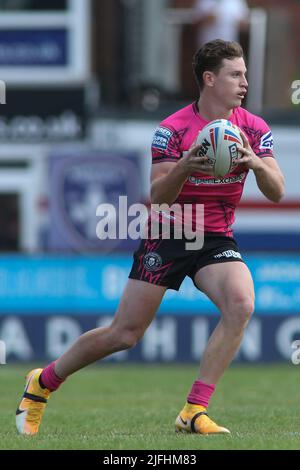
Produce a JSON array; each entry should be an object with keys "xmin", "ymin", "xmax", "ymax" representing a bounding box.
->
[{"xmin": 128, "ymin": 234, "xmax": 244, "ymax": 291}]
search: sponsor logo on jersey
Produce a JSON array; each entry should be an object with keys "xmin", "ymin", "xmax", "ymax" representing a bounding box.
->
[
  {"xmin": 152, "ymin": 126, "xmax": 173, "ymax": 151},
  {"xmin": 214, "ymin": 250, "xmax": 242, "ymax": 260},
  {"xmin": 260, "ymin": 131, "xmax": 274, "ymax": 150},
  {"xmin": 188, "ymin": 172, "xmax": 246, "ymax": 186},
  {"xmin": 143, "ymin": 252, "xmax": 163, "ymax": 271}
]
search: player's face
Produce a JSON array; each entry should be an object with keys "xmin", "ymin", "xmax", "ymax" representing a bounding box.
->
[{"xmin": 212, "ymin": 57, "xmax": 248, "ymax": 108}]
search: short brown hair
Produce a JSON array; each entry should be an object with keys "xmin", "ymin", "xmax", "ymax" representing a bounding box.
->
[{"xmin": 193, "ymin": 39, "xmax": 244, "ymax": 91}]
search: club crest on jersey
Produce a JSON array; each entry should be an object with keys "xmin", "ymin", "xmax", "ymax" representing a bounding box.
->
[
  {"xmin": 143, "ymin": 252, "xmax": 163, "ymax": 271},
  {"xmin": 260, "ymin": 131, "xmax": 274, "ymax": 150},
  {"xmin": 152, "ymin": 127, "xmax": 173, "ymax": 151}
]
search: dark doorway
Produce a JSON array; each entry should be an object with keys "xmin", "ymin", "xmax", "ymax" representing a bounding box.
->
[{"xmin": 0, "ymin": 193, "xmax": 20, "ymax": 251}]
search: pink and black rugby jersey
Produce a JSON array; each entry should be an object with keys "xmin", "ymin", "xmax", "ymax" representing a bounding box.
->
[{"xmin": 151, "ymin": 103, "xmax": 274, "ymax": 237}]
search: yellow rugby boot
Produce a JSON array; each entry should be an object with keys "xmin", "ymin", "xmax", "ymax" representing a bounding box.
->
[
  {"xmin": 175, "ymin": 402, "xmax": 230, "ymax": 435},
  {"xmin": 16, "ymin": 368, "xmax": 51, "ymax": 435}
]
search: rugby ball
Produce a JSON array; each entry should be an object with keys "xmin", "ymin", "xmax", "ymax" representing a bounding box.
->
[{"xmin": 196, "ymin": 119, "xmax": 243, "ymax": 177}]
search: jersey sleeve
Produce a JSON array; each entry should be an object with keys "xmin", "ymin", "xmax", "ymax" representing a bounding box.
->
[
  {"xmin": 245, "ymin": 117, "xmax": 275, "ymax": 159},
  {"xmin": 151, "ymin": 125, "xmax": 182, "ymax": 164}
]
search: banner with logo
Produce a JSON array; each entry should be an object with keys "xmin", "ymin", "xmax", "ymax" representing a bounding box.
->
[{"xmin": 47, "ymin": 151, "xmax": 142, "ymax": 253}]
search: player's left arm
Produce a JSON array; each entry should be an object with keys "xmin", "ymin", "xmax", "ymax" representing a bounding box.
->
[{"xmin": 238, "ymin": 131, "xmax": 285, "ymax": 203}]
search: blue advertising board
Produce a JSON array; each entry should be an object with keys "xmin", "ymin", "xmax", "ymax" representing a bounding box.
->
[
  {"xmin": 0, "ymin": 254, "xmax": 298, "ymax": 314},
  {"xmin": 0, "ymin": 254, "xmax": 299, "ymax": 363},
  {"xmin": 0, "ymin": 29, "xmax": 67, "ymax": 66}
]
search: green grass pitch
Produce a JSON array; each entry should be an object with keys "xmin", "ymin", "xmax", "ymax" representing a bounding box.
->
[{"xmin": 1, "ymin": 363, "xmax": 300, "ymax": 450}]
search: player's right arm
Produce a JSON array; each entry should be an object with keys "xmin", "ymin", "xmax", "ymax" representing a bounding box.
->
[
  {"xmin": 150, "ymin": 147, "xmax": 213, "ymax": 205},
  {"xmin": 150, "ymin": 161, "xmax": 187, "ymax": 206}
]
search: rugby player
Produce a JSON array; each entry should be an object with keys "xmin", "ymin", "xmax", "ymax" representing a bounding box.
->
[{"xmin": 16, "ymin": 40, "xmax": 284, "ymax": 435}]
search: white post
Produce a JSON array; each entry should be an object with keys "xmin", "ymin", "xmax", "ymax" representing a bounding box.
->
[{"xmin": 247, "ymin": 8, "xmax": 268, "ymax": 113}]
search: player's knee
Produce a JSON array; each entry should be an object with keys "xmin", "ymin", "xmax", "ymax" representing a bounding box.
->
[
  {"xmin": 117, "ymin": 329, "xmax": 142, "ymax": 351},
  {"xmin": 237, "ymin": 295, "xmax": 254, "ymax": 320},
  {"xmin": 223, "ymin": 294, "xmax": 255, "ymax": 332}
]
